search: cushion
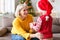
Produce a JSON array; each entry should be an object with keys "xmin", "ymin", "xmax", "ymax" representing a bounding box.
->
[
  {"xmin": 7, "ymin": 27, "xmax": 12, "ymax": 32},
  {"xmin": 52, "ymin": 25, "xmax": 60, "ymax": 33},
  {"xmin": 0, "ymin": 27, "xmax": 7, "ymax": 36},
  {"xmin": 0, "ymin": 17, "xmax": 2, "ymax": 27},
  {"xmin": 59, "ymin": 18, "xmax": 60, "ymax": 25},
  {"xmin": 2, "ymin": 16, "xmax": 14, "ymax": 32},
  {"xmin": 2, "ymin": 16, "xmax": 14, "ymax": 27},
  {"xmin": 52, "ymin": 18, "xmax": 59, "ymax": 25},
  {"xmin": 53, "ymin": 34, "xmax": 60, "ymax": 40}
]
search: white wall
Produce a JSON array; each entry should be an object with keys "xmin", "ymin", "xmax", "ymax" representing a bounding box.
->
[
  {"xmin": 0, "ymin": 0, "xmax": 15, "ymax": 13},
  {"xmin": 49, "ymin": 0, "xmax": 60, "ymax": 18},
  {"xmin": 49, "ymin": 0, "xmax": 60, "ymax": 12}
]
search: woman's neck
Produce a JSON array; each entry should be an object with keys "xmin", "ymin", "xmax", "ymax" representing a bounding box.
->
[{"xmin": 20, "ymin": 16, "xmax": 26, "ymax": 20}]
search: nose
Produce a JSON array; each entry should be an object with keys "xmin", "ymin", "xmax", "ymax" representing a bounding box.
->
[
  {"xmin": 24, "ymin": 11, "xmax": 28, "ymax": 15},
  {"xmin": 25, "ymin": 10, "xmax": 28, "ymax": 13}
]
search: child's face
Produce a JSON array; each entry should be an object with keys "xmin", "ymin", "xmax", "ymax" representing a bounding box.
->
[
  {"xmin": 39, "ymin": 9, "xmax": 46, "ymax": 16},
  {"xmin": 19, "ymin": 7, "xmax": 28, "ymax": 18}
]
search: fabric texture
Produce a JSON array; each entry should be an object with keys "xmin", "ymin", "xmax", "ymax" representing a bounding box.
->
[
  {"xmin": 11, "ymin": 14, "xmax": 33, "ymax": 40},
  {"xmin": 11, "ymin": 34, "xmax": 39, "ymax": 40},
  {"xmin": 11, "ymin": 34, "xmax": 25, "ymax": 40},
  {"xmin": 0, "ymin": 27, "xmax": 7, "ymax": 36},
  {"xmin": 39, "ymin": 15, "xmax": 53, "ymax": 39},
  {"xmin": 30, "ymin": 17, "xmax": 42, "ymax": 32}
]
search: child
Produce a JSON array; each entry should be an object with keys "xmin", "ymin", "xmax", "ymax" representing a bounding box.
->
[{"xmin": 30, "ymin": 0, "xmax": 53, "ymax": 40}]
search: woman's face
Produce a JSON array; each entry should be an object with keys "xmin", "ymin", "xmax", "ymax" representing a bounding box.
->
[{"xmin": 19, "ymin": 7, "xmax": 28, "ymax": 18}]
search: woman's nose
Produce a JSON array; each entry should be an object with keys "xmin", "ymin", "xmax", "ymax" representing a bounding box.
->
[{"xmin": 25, "ymin": 11, "xmax": 28, "ymax": 13}]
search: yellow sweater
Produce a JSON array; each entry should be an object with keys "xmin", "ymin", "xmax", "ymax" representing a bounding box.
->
[{"xmin": 11, "ymin": 14, "xmax": 33, "ymax": 40}]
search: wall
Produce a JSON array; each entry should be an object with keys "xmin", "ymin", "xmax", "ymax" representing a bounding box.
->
[{"xmin": 49, "ymin": 0, "xmax": 60, "ymax": 18}]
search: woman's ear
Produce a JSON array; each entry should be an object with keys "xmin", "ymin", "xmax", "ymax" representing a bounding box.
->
[{"xmin": 19, "ymin": 11, "xmax": 21, "ymax": 16}]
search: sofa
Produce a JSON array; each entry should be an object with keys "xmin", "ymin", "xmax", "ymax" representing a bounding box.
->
[
  {"xmin": 0, "ymin": 14, "xmax": 60, "ymax": 40},
  {"xmin": 52, "ymin": 17, "xmax": 60, "ymax": 40}
]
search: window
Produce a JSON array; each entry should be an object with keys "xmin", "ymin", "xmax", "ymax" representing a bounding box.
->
[{"xmin": 0, "ymin": 0, "xmax": 15, "ymax": 13}]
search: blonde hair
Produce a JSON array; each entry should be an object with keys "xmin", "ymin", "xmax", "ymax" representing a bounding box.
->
[{"xmin": 15, "ymin": 3, "xmax": 27, "ymax": 17}]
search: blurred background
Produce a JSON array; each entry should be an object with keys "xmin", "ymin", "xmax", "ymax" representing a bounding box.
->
[{"xmin": 0, "ymin": 0, "xmax": 60, "ymax": 40}]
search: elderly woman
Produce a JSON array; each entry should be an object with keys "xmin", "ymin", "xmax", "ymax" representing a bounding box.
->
[{"xmin": 11, "ymin": 1, "xmax": 40, "ymax": 40}]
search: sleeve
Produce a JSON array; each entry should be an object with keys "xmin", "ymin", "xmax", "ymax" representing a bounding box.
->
[
  {"xmin": 29, "ymin": 14, "xmax": 33, "ymax": 23},
  {"xmin": 12, "ymin": 19, "xmax": 30, "ymax": 39},
  {"xmin": 32, "ymin": 17, "xmax": 42, "ymax": 31},
  {"xmin": 28, "ymin": 14, "xmax": 35, "ymax": 33},
  {"xmin": 36, "ymin": 17, "xmax": 42, "ymax": 27}
]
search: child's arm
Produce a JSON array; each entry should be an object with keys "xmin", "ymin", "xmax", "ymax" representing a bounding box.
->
[
  {"xmin": 33, "ymin": 17, "xmax": 42, "ymax": 31},
  {"xmin": 30, "ymin": 17, "xmax": 42, "ymax": 32}
]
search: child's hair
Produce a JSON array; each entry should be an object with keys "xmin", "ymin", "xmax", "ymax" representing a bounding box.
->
[{"xmin": 15, "ymin": 3, "xmax": 27, "ymax": 17}]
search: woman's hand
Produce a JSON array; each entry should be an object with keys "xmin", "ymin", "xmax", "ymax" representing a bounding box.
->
[
  {"xmin": 30, "ymin": 32, "xmax": 43, "ymax": 39},
  {"xmin": 35, "ymin": 32, "xmax": 43, "ymax": 39},
  {"xmin": 29, "ymin": 22, "xmax": 39, "ymax": 32},
  {"xmin": 30, "ymin": 34, "xmax": 36, "ymax": 38}
]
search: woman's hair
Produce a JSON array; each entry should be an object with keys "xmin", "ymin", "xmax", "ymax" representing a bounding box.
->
[{"xmin": 15, "ymin": 3, "xmax": 27, "ymax": 17}]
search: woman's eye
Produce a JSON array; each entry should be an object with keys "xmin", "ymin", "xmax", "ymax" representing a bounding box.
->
[{"xmin": 24, "ymin": 10, "xmax": 25, "ymax": 11}]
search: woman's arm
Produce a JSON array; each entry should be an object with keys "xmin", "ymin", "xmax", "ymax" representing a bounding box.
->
[{"xmin": 12, "ymin": 18, "xmax": 30, "ymax": 39}]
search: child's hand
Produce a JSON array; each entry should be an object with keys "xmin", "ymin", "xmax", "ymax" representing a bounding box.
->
[
  {"xmin": 30, "ymin": 22, "xmax": 39, "ymax": 32},
  {"xmin": 29, "ymin": 22, "xmax": 36, "ymax": 29},
  {"xmin": 29, "ymin": 23, "xmax": 33, "ymax": 29},
  {"xmin": 35, "ymin": 32, "xmax": 43, "ymax": 39},
  {"xmin": 30, "ymin": 34, "xmax": 36, "ymax": 38},
  {"xmin": 30, "ymin": 32, "xmax": 43, "ymax": 39}
]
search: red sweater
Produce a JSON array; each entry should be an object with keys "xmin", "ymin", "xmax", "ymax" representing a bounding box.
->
[{"xmin": 39, "ymin": 15, "xmax": 53, "ymax": 39}]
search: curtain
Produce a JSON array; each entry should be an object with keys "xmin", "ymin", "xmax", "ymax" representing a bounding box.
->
[{"xmin": 0, "ymin": 0, "xmax": 15, "ymax": 13}]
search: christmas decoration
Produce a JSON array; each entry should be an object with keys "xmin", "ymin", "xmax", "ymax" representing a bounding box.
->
[{"xmin": 19, "ymin": 0, "xmax": 36, "ymax": 16}]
